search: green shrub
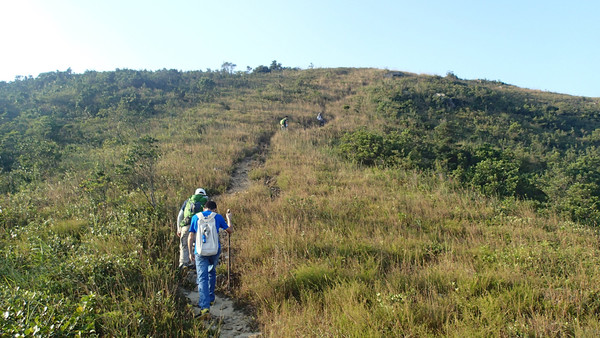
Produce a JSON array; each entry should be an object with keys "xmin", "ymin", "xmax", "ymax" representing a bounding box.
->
[
  {"xmin": 0, "ymin": 286, "xmax": 97, "ymax": 336},
  {"xmin": 338, "ymin": 129, "xmax": 386, "ymax": 166},
  {"xmin": 471, "ymin": 158, "xmax": 520, "ymax": 197}
]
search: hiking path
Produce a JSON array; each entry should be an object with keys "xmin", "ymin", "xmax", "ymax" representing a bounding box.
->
[{"xmin": 180, "ymin": 139, "xmax": 271, "ymax": 337}]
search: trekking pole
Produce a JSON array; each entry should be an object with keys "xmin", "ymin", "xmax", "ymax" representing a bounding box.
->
[
  {"xmin": 228, "ymin": 232, "xmax": 231, "ymax": 290},
  {"xmin": 226, "ymin": 209, "xmax": 232, "ymax": 291}
]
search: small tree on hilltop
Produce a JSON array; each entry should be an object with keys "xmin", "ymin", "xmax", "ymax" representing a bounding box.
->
[
  {"xmin": 270, "ymin": 60, "xmax": 282, "ymax": 71},
  {"xmin": 253, "ymin": 65, "xmax": 270, "ymax": 74},
  {"xmin": 221, "ymin": 62, "xmax": 236, "ymax": 74}
]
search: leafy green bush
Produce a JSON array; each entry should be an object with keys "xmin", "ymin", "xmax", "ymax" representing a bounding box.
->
[
  {"xmin": 337, "ymin": 128, "xmax": 431, "ymax": 168},
  {"xmin": 338, "ymin": 129, "xmax": 386, "ymax": 166},
  {"xmin": 470, "ymin": 158, "xmax": 520, "ymax": 197},
  {"xmin": 0, "ymin": 286, "xmax": 97, "ymax": 336}
]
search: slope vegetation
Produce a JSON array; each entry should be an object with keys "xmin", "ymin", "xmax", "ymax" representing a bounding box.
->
[{"xmin": 1, "ymin": 67, "xmax": 600, "ymax": 336}]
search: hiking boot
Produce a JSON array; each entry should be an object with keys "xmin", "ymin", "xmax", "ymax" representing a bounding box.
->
[{"xmin": 195, "ymin": 308, "xmax": 210, "ymax": 320}]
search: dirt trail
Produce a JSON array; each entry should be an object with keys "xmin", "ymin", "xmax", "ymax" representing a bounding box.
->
[
  {"xmin": 181, "ymin": 286, "xmax": 259, "ymax": 337},
  {"xmin": 181, "ymin": 140, "xmax": 271, "ymax": 337},
  {"xmin": 227, "ymin": 151, "xmax": 256, "ymax": 194}
]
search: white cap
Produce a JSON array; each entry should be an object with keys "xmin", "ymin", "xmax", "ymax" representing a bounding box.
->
[{"xmin": 195, "ymin": 188, "xmax": 207, "ymax": 195}]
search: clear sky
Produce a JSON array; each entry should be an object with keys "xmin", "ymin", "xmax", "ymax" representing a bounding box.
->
[{"xmin": 1, "ymin": 0, "xmax": 598, "ymax": 97}]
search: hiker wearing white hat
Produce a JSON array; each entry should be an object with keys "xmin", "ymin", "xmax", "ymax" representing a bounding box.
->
[{"xmin": 176, "ymin": 188, "xmax": 209, "ymax": 269}]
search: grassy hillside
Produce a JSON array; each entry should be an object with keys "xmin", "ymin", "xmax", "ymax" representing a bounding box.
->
[{"xmin": 1, "ymin": 67, "xmax": 600, "ymax": 336}]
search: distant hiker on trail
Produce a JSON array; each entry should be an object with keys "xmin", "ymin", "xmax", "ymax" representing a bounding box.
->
[
  {"xmin": 280, "ymin": 116, "xmax": 288, "ymax": 130},
  {"xmin": 176, "ymin": 188, "xmax": 209, "ymax": 269},
  {"xmin": 188, "ymin": 201, "xmax": 233, "ymax": 318},
  {"xmin": 317, "ymin": 112, "xmax": 325, "ymax": 126}
]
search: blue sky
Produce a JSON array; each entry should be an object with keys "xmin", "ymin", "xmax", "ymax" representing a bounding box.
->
[{"xmin": 1, "ymin": 0, "xmax": 598, "ymax": 97}]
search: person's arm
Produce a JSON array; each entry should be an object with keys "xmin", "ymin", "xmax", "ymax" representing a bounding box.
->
[
  {"xmin": 188, "ymin": 231, "xmax": 196, "ymax": 262},
  {"xmin": 176, "ymin": 209, "xmax": 184, "ymax": 237},
  {"xmin": 225, "ymin": 209, "xmax": 233, "ymax": 234},
  {"xmin": 188, "ymin": 216, "xmax": 197, "ymax": 262}
]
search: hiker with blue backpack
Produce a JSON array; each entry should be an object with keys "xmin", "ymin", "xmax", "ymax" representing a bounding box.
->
[
  {"xmin": 176, "ymin": 188, "xmax": 209, "ymax": 269},
  {"xmin": 188, "ymin": 200, "xmax": 233, "ymax": 318}
]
